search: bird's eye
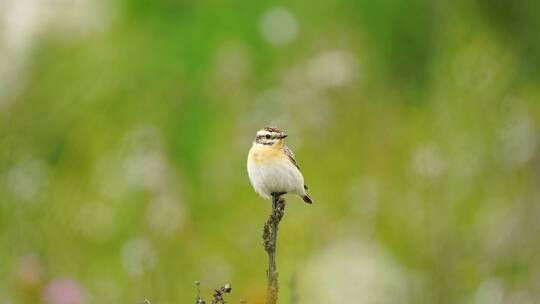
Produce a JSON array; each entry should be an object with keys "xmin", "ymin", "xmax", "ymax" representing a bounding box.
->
[{"xmin": 265, "ymin": 134, "xmax": 271, "ymax": 139}]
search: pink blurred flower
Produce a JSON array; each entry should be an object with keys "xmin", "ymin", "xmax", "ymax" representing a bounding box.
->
[
  {"xmin": 42, "ymin": 278, "xmax": 85, "ymax": 304},
  {"xmin": 14, "ymin": 254, "xmax": 44, "ymax": 290}
]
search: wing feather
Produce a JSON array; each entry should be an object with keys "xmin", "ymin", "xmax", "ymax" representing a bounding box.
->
[
  {"xmin": 283, "ymin": 146, "xmax": 309, "ymax": 190},
  {"xmin": 283, "ymin": 146, "xmax": 299, "ymax": 169}
]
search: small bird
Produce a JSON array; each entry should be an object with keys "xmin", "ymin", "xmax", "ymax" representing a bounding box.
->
[{"xmin": 247, "ymin": 127, "xmax": 312, "ymax": 204}]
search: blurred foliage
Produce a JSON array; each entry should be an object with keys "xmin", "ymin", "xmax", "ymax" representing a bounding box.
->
[{"xmin": 1, "ymin": 0, "xmax": 540, "ymax": 303}]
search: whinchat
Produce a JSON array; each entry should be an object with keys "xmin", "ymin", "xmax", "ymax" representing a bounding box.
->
[{"xmin": 247, "ymin": 127, "xmax": 312, "ymax": 204}]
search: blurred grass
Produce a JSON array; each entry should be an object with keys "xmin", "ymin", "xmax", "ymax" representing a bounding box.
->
[{"xmin": 1, "ymin": 0, "xmax": 540, "ymax": 303}]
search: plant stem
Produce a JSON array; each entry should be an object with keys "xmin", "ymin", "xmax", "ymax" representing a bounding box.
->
[{"xmin": 263, "ymin": 193, "xmax": 286, "ymax": 304}]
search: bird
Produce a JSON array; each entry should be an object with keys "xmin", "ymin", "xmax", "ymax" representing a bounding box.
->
[{"xmin": 247, "ymin": 126, "xmax": 312, "ymax": 204}]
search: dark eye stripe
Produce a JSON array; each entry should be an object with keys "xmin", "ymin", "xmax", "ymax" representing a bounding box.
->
[
  {"xmin": 255, "ymin": 134, "xmax": 277, "ymax": 143},
  {"xmin": 256, "ymin": 133, "xmax": 276, "ymax": 139}
]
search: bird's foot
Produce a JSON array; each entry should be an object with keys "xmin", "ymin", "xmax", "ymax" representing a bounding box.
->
[{"xmin": 270, "ymin": 192, "xmax": 287, "ymax": 198}]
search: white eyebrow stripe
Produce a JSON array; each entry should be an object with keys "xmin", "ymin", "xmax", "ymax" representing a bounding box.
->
[{"xmin": 256, "ymin": 130, "xmax": 272, "ymax": 137}]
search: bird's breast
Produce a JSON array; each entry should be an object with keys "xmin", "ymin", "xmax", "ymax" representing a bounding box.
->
[{"xmin": 248, "ymin": 145, "xmax": 284, "ymax": 165}]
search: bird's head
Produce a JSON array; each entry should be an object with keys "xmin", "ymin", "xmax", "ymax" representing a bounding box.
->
[{"xmin": 254, "ymin": 126, "xmax": 287, "ymax": 147}]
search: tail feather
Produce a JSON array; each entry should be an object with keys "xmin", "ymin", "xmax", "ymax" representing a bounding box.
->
[{"xmin": 302, "ymin": 194, "xmax": 313, "ymax": 204}]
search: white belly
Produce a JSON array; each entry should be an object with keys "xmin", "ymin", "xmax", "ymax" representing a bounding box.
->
[{"xmin": 247, "ymin": 159, "xmax": 305, "ymax": 200}]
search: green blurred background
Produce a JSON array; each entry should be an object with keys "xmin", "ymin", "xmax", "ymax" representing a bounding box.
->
[{"xmin": 1, "ymin": 0, "xmax": 540, "ymax": 303}]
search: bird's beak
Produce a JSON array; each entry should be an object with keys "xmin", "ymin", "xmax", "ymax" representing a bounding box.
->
[{"xmin": 279, "ymin": 133, "xmax": 288, "ymax": 139}]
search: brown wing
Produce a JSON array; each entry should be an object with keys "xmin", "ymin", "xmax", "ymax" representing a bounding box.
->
[
  {"xmin": 283, "ymin": 146, "xmax": 299, "ymax": 169},
  {"xmin": 283, "ymin": 146, "xmax": 309, "ymax": 190}
]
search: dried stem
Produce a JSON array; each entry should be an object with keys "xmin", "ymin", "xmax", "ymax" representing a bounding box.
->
[
  {"xmin": 194, "ymin": 281, "xmax": 232, "ymax": 304},
  {"xmin": 211, "ymin": 284, "xmax": 232, "ymax": 304},
  {"xmin": 262, "ymin": 193, "xmax": 286, "ymax": 304}
]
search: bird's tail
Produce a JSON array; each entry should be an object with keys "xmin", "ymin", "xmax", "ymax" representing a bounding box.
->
[{"xmin": 302, "ymin": 194, "xmax": 313, "ymax": 204}]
